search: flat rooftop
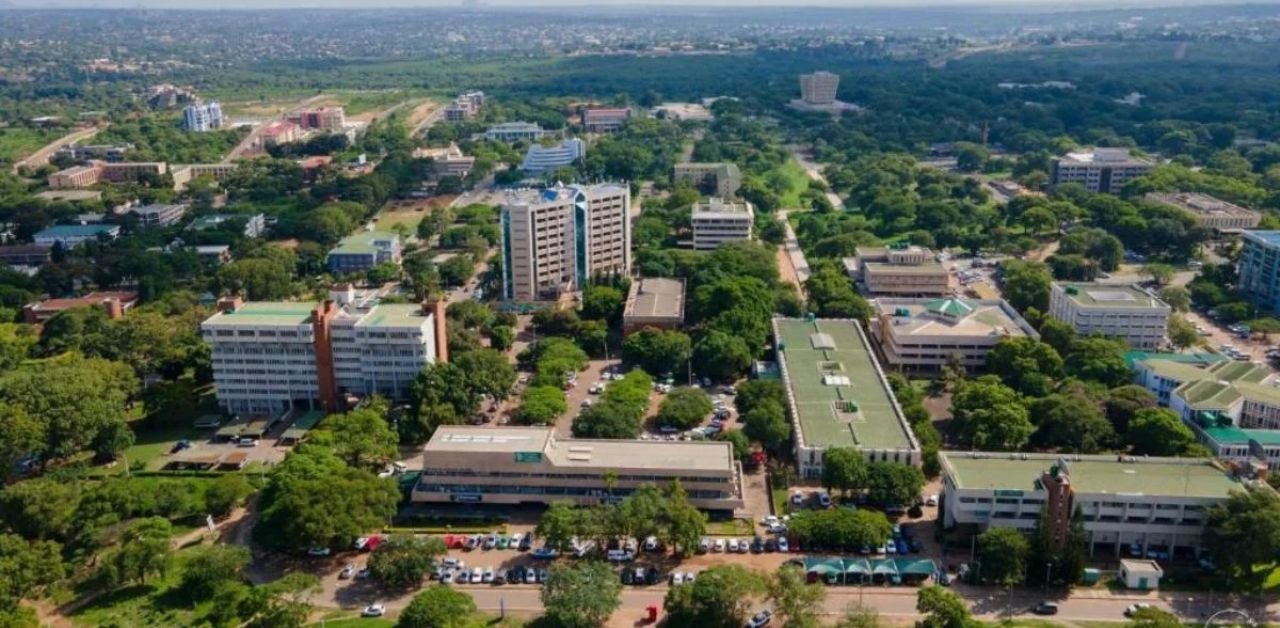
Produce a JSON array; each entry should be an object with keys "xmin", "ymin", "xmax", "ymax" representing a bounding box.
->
[
  {"xmin": 1055, "ymin": 283, "xmax": 1168, "ymax": 309},
  {"xmin": 1147, "ymin": 192, "xmax": 1257, "ymax": 218},
  {"xmin": 425, "ymin": 426, "xmax": 736, "ymax": 473},
  {"xmin": 865, "ymin": 262, "xmax": 948, "ymax": 276},
  {"xmin": 693, "ymin": 199, "xmax": 752, "ymax": 216},
  {"xmin": 330, "ymin": 231, "xmax": 397, "ymax": 255},
  {"xmin": 354, "ymin": 303, "xmax": 433, "ymax": 329},
  {"xmin": 775, "ymin": 318, "xmax": 914, "ymax": 450},
  {"xmin": 503, "ymin": 182, "xmax": 625, "ymax": 207},
  {"xmin": 941, "ymin": 452, "xmax": 1240, "ymax": 500},
  {"xmin": 1243, "ymin": 231, "xmax": 1280, "ymax": 247},
  {"xmin": 874, "ymin": 298, "xmax": 1036, "ymax": 339},
  {"xmin": 1059, "ymin": 148, "xmax": 1152, "ymax": 166},
  {"xmin": 624, "ymin": 277, "xmax": 684, "ymax": 321},
  {"xmin": 204, "ymin": 301, "xmax": 318, "ymax": 327}
]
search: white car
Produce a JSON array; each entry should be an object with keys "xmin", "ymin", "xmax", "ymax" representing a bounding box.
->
[
  {"xmin": 713, "ymin": 538, "xmax": 726, "ymax": 553},
  {"xmin": 470, "ymin": 567, "xmax": 483, "ymax": 583},
  {"xmin": 525, "ymin": 569, "xmax": 538, "ymax": 584},
  {"xmin": 338, "ymin": 563, "xmax": 355, "ymax": 579},
  {"xmin": 456, "ymin": 570, "xmax": 470, "ymax": 584},
  {"xmin": 746, "ymin": 609, "xmax": 773, "ymax": 628},
  {"xmin": 736, "ymin": 539, "xmax": 749, "ymax": 554},
  {"xmin": 361, "ymin": 604, "xmax": 386, "ymax": 618},
  {"xmin": 777, "ymin": 537, "xmax": 789, "ymax": 552},
  {"xmin": 482, "ymin": 567, "xmax": 494, "ymax": 583},
  {"xmin": 483, "ymin": 534, "xmax": 497, "ymax": 549},
  {"xmin": 670, "ymin": 572, "xmax": 685, "ymax": 585},
  {"xmin": 441, "ymin": 570, "xmax": 455, "ymax": 584},
  {"xmin": 443, "ymin": 557, "xmax": 464, "ymax": 570},
  {"xmin": 761, "ymin": 515, "xmax": 780, "ymax": 527},
  {"xmin": 1124, "ymin": 603, "xmax": 1152, "ymax": 618},
  {"xmin": 727, "ymin": 538, "xmax": 739, "ymax": 552},
  {"xmin": 644, "ymin": 536, "xmax": 659, "ymax": 552},
  {"xmin": 926, "ymin": 494, "xmax": 939, "ymax": 507}
]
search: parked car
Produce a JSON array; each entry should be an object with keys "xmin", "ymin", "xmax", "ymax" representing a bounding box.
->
[
  {"xmin": 532, "ymin": 546, "xmax": 559, "ymax": 559},
  {"xmin": 777, "ymin": 537, "xmax": 789, "ymax": 552},
  {"xmin": 1125, "ymin": 604, "xmax": 1152, "ymax": 618},
  {"xmin": 751, "ymin": 536, "xmax": 765, "ymax": 553},
  {"xmin": 1033, "ymin": 601, "xmax": 1059, "ymax": 616},
  {"xmin": 713, "ymin": 538, "xmax": 726, "ymax": 553},
  {"xmin": 482, "ymin": 567, "xmax": 495, "ymax": 583},
  {"xmin": 671, "ymin": 572, "xmax": 685, "ymax": 585},
  {"xmin": 525, "ymin": 569, "xmax": 538, "ymax": 584},
  {"xmin": 519, "ymin": 534, "xmax": 535, "ymax": 551},
  {"xmin": 746, "ymin": 609, "xmax": 773, "ymax": 628},
  {"xmin": 338, "ymin": 563, "xmax": 355, "ymax": 579},
  {"xmin": 306, "ymin": 546, "xmax": 330, "ymax": 557},
  {"xmin": 697, "ymin": 537, "xmax": 710, "ymax": 554},
  {"xmin": 361, "ymin": 604, "xmax": 386, "ymax": 618},
  {"xmin": 727, "ymin": 538, "xmax": 740, "ymax": 552}
]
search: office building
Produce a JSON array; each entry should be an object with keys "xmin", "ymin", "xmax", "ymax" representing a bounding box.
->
[
  {"xmin": 484, "ymin": 122, "xmax": 548, "ymax": 143},
  {"xmin": 1051, "ymin": 148, "xmax": 1154, "ymax": 194},
  {"xmin": 194, "ymin": 245, "xmax": 233, "ymax": 265},
  {"xmin": 774, "ymin": 318, "xmax": 920, "ymax": 479},
  {"xmin": 844, "ymin": 245, "xmax": 949, "ymax": 297},
  {"xmin": 326, "ymin": 231, "xmax": 403, "ymax": 274},
  {"xmin": 691, "ymin": 198, "xmax": 753, "ymax": 251},
  {"xmin": 870, "ymin": 298, "xmax": 1038, "ymax": 373},
  {"xmin": 413, "ymin": 145, "xmax": 474, "ymax": 180},
  {"xmin": 1237, "ymin": 231, "xmax": 1280, "ymax": 314},
  {"xmin": 202, "ymin": 295, "xmax": 449, "ymax": 415},
  {"xmin": 47, "ymin": 165, "xmax": 102, "ymax": 189},
  {"xmin": 190, "ymin": 213, "xmax": 266, "ymax": 238},
  {"xmin": 939, "ymin": 451, "xmax": 1247, "ymax": 559},
  {"xmin": 1146, "ymin": 193, "xmax": 1260, "ymax": 234},
  {"xmin": 500, "ymin": 183, "xmax": 630, "ymax": 302},
  {"xmin": 287, "ymin": 107, "xmax": 346, "ymax": 132},
  {"xmin": 444, "ymin": 91, "xmax": 485, "ymax": 122},
  {"xmin": 34, "ymin": 224, "xmax": 120, "ymax": 247},
  {"xmin": 55, "ymin": 144, "xmax": 132, "ymax": 163},
  {"xmin": 673, "ymin": 162, "xmax": 741, "ymax": 198},
  {"xmin": 412, "ymin": 426, "xmax": 745, "ymax": 512},
  {"xmin": 257, "ymin": 121, "xmax": 300, "ymax": 147},
  {"xmin": 1049, "ymin": 282, "xmax": 1171, "ymax": 349},
  {"xmin": 0, "ymin": 245, "xmax": 52, "ymax": 268},
  {"xmin": 622, "ymin": 277, "xmax": 685, "ymax": 334},
  {"xmin": 182, "ymin": 102, "xmax": 224, "ymax": 132},
  {"xmin": 799, "ymin": 71, "xmax": 840, "ymax": 105},
  {"xmin": 581, "ymin": 108, "xmax": 632, "ymax": 134},
  {"xmin": 650, "ymin": 102, "xmax": 714, "ymax": 122},
  {"xmin": 23, "ymin": 291, "xmax": 137, "ymax": 324},
  {"xmin": 130, "ymin": 203, "xmax": 188, "ymax": 229},
  {"xmin": 521, "ymin": 138, "xmax": 586, "ymax": 175},
  {"xmin": 170, "ymin": 163, "xmax": 238, "ymax": 190},
  {"xmin": 98, "ymin": 161, "xmax": 168, "ymax": 184}
]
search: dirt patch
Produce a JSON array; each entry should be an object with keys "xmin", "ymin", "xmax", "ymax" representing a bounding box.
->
[
  {"xmin": 406, "ymin": 100, "xmax": 443, "ymax": 129},
  {"xmin": 272, "ymin": 238, "xmax": 301, "ymax": 250}
]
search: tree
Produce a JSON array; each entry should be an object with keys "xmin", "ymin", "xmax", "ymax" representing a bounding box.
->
[
  {"xmin": 454, "ymin": 348, "xmax": 516, "ymax": 401},
  {"xmin": 693, "ymin": 329, "xmax": 755, "ymax": 382},
  {"xmin": 821, "ymin": 447, "xmax": 869, "ymax": 497},
  {"xmin": 369, "ymin": 534, "xmax": 447, "ymax": 589},
  {"xmin": 663, "ymin": 481, "xmax": 708, "ymax": 556},
  {"xmin": 743, "ymin": 400, "xmax": 791, "ymax": 455},
  {"xmin": 104, "ymin": 517, "xmax": 173, "ymax": 587},
  {"xmin": 1001, "ymin": 260, "xmax": 1052, "ymax": 313},
  {"xmin": 950, "ymin": 376, "xmax": 1033, "ymax": 450},
  {"xmin": 180, "ymin": 545, "xmax": 250, "ymax": 603},
  {"xmin": 1104, "ymin": 385, "xmax": 1157, "ymax": 434},
  {"xmin": 664, "ymin": 565, "xmax": 767, "ymax": 628},
  {"xmin": 218, "ymin": 257, "xmax": 294, "ymax": 300},
  {"xmin": 542, "ymin": 561, "xmax": 622, "ymax": 628},
  {"xmin": 488, "ymin": 325, "xmax": 515, "ymax": 351},
  {"xmin": 438, "ymin": 255, "xmax": 474, "ymax": 287},
  {"xmin": 0, "ymin": 533, "xmax": 63, "ymax": 611},
  {"xmin": 984, "ymin": 337, "xmax": 1062, "ymax": 397},
  {"xmin": 397, "ymin": 586, "xmax": 477, "ymax": 628},
  {"xmin": 658, "ymin": 387, "xmax": 713, "ymax": 429},
  {"xmin": 717, "ymin": 430, "xmax": 751, "ymax": 463},
  {"xmin": 916, "ymin": 586, "xmax": 975, "ymax": 628},
  {"xmin": 1142, "ymin": 263, "xmax": 1176, "ymax": 286},
  {"xmin": 572, "ymin": 400, "xmax": 643, "ymax": 439},
  {"xmin": 536, "ymin": 502, "xmax": 579, "ymax": 552},
  {"xmin": 768, "ymin": 565, "xmax": 826, "ymax": 628},
  {"xmin": 205, "ymin": 474, "xmax": 254, "ymax": 518},
  {"xmin": 1129, "ymin": 608, "xmax": 1183, "ymax": 628},
  {"xmin": 1127, "ymin": 408, "xmax": 1197, "ymax": 456},
  {"xmin": 0, "ymin": 355, "xmax": 138, "ymax": 464},
  {"xmin": 976, "ymin": 527, "xmax": 1030, "ymax": 585},
  {"xmin": 517, "ymin": 385, "xmax": 567, "ymax": 425},
  {"xmin": 0, "ymin": 407, "xmax": 44, "ymax": 484},
  {"xmin": 403, "ymin": 362, "xmax": 480, "ymax": 444},
  {"xmin": 1158, "ymin": 286, "xmax": 1191, "ymax": 312},
  {"xmin": 581, "ymin": 285, "xmax": 625, "ymax": 323},
  {"xmin": 623, "ymin": 328, "xmax": 693, "ymax": 377},
  {"xmin": 1029, "ymin": 393, "xmax": 1114, "ymax": 454},
  {"xmin": 735, "ymin": 380, "xmax": 785, "ymax": 416},
  {"xmin": 866, "ymin": 462, "xmax": 925, "ymax": 507},
  {"xmin": 1064, "ymin": 336, "xmax": 1130, "ymax": 387},
  {"xmin": 315, "ymin": 405, "xmax": 398, "ymax": 470},
  {"xmin": 788, "ymin": 508, "xmax": 891, "ymax": 550},
  {"xmin": 0, "ymin": 478, "xmax": 80, "ymax": 541},
  {"xmin": 1167, "ymin": 316, "xmax": 1201, "ymax": 350},
  {"xmin": 1204, "ymin": 487, "xmax": 1280, "ymax": 585}
]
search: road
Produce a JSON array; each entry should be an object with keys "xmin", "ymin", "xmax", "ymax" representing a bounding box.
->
[
  {"xmin": 786, "ymin": 144, "xmax": 844, "ymax": 210},
  {"xmin": 224, "ymin": 94, "xmax": 333, "ymax": 162},
  {"xmin": 411, "ymin": 102, "xmax": 448, "ymax": 137},
  {"xmin": 12, "ymin": 124, "xmax": 104, "ymax": 172}
]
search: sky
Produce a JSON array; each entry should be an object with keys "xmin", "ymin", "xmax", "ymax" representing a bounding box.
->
[{"xmin": 5, "ymin": 0, "xmax": 1268, "ymax": 7}]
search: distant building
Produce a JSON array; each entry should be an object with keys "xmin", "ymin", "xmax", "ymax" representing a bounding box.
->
[
  {"xmin": 650, "ymin": 102, "xmax": 714, "ymax": 122},
  {"xmin": 870, "ymin": 298, "xmax": 1039, "ymax": 373},
  {"xmin": 257, "ymin": 121, "xmax": 301, "ymax": 147},
  {"xmin": 414, "ymin": 145, "xmax": 474, "ymax": 180},
  {"xmin": 182, "ymin": 102, "xmax": 224, "ymax": 132},
  {"xmin": 1239, "ymin": 231, "xmax": 1280, "ymax": 314},
  {"xmin": 843, "ymin": 245, "xmax": 949, "ymax": 297},
  {"xmin": 194, "ymin": 244, "xmax": 233, "ymax": 265},
  {"xmin": 444, "ymin": 91, "xmax": 485, "ymax": 122},
  {"xmin": 189, "ymin": 213, "xmax": 266, "ymax": 238},
  {"xmin": 35, "ymin": 190, "xmax": 102, "ymax": 203},
  {"xmin": 673, "ymin": 162, "xmax": 741, "ymax": 198},
  {"xmin": 1146, "ymin": 192, "xmax": 1260, "ymax": 234},
  {"xmin": 130, "ymin": 203, "xmax": 188, "ymax": 229},
  {"xmin": 1051, "ymin": 148, "xmax": 1154, "ymax": 194},
  {"xmin": 287, "ymin": 107, "xmax": 346, "ymax": 132},
  {"xmin": 47, "ymin": 165, "xmax": 103, "ymax": 189},
  {"xmin": 521, "ymin": 138, "xmax": 586, "ymax": 175},
  {"xmin": 1049, "ymin": 282, "xmax": 1171, "ymax": 349},
  {"xmin": 484, "ymin": 122, "xmax": 548, "ymax": 143},
  {"xmin": 326, "ymin": 231, "xmax": 403, "ymax": 274},
  {"xmin": 0, "ymin": 245, "xmax": 52, "ymax": 267},
  {"xmin": 799, "ymin": 71, "xmax": 840, "ymax": 105},
  {"xmin": 55, "ymin": 143, "xmax": 132, "ymax": 163},
  {"xmin": 581, "ymin": 108, "xmax": 631, "ymax": 134},
  {"xmin": 23, "ymin": 291, "xmax": 138, "ymax": 324},
  {"xmin": 500, "ymin": 183, "xmax": 630, "ymax": 301},
  {"xmin": 34, "ymin": 224, "xmax": 121, "ymax": 247},
  {"xmin": 146, "ymin": 84, "xmax": 196, "ymax": 109},
  {"xmin": 691, "ymin": 198, "xmax": 753, "ymax": 251},
  {"xmin": 622, "ymin": 277, "xmax": 685, "ymax": 334}
]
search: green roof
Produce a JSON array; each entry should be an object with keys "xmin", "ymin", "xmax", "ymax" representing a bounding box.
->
[
  {"xmin": 941, "ymin": 452, "xmax": 1240, "ymax": 499},
  {"xmin": 1178, "ymin": 379, "xmax": 1242, "ymax": 409},
  {"xmin": 329, "ymin": 231, "xmax": 398, "ymax": 256},
  {"xmin": 1199, "ymin": 425, "xmax": 1280, "ymax": 447},
  {"xmin": 283, "ymin": 410, "xmax": 326, "ymax": 440},
  {"xmin": 205, "ymin": 301, "xmax": 318, "ymax": 327},
  {"xmin": 1056, "ymin": 282, "xmax": 1167, "ymax": 309},
  {"xmin": 1139, "ymin": 359, "xmax": 1217, "ymax": 383},
  {"xmin": 1125, "ymin": 351, "xmax": 1223, "ymax": 369},
  {"xmin": 1208, "ymin": 360, "xmax": 1271, "ymax": 384},
  {"xmin": 1232, "ymin": 381, "xmax": 1280, "ymax": 406},
  {"xmin": 924, "ymin": 298, "xmax": 974, "ymax": 317},
  {"xmin": 774, "ymin": 318, "xmax": 914, "ymax": 451}
]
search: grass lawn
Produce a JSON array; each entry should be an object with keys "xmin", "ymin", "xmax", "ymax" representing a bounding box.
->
[
  {"xmin": 313, "ymin": 618, "xmax": 396, "ymax": 628},
  {"xmin": 771, "ymin": 158, "xmax": 813, "ymax": 208},
  {"xmin": 0, "ymin": 127, "xmax": 59, "ymax": 163},
  {"xmin": 771, "ymin": 488, "xmax": 789, "ymax": 516},
  {"xmin": 70, "ymin": 545, "xmax": 207, "ymax": 627},
  {"xmin": 336, "ymin": 90, "xmax": 425, "ymax": 116},
  {"xmin": 705, "ymin": 519, "xmax": 753, "ymax": 536}
]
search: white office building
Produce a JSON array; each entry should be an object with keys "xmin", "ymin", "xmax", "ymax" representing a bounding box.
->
[
  {"xmin": 182, "ymin": 102, "xmax": 224, "ymax": 132},
  {"xmin": 521, "ymin": 138, "xmax": 586, "ymax": 175},
  {"xmin": 1051, "ymin": 148, "xmax": 1154, "ymax": 194},
  {"xmin": 691, "ymin": 198, "xmax": 753, "ymax": 251},
  {"xmin": 1049, "ymin": 282, "xmax": 1170, "ymax": 349},
  {"xmin": 484, "ymin": 122, "xmax": 549, "ymax": 143}
]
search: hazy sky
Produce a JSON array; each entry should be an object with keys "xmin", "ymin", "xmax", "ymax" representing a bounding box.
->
[{"xmin": 8, "ymin": 0, "xmax": 1259, "ymax": 8}]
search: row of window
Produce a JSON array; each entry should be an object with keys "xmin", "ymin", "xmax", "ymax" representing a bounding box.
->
[
  {"xmin": 416, "ymin": 483, "xmax": 733, "ymax": 500},
  {"xmin": 421, "ymin": 468, "xmax": 731, "ymax": 485}
]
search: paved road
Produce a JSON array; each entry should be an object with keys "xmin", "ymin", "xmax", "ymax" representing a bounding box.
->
[
  {"xmin": 786, "ymin": 144, "xmax": 844, "ymax": 210},
  {"xmin": 12, "ymin": 125, "xmax": 104, "ymax": 172}
]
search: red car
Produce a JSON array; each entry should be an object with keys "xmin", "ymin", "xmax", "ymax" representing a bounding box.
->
[{"xmin": 363, "ymin": 535, "xmax": 383, "ymax": 552}]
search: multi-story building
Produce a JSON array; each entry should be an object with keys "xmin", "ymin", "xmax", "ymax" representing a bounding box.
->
[
  {"xmin": 500, "ymin": 183, "xmax": 630, "ymax": 301},
  {"xmin": 581, "ymin": 108, "xmax": 632, "ymax": 134},
  {"xmin": 484, "ymin": 122, "xmax": 548, "ymax": 143},
  {"xmin": 194, "ymin": 245, "xmax": 233, "ymax": 265},
  {"xmin": 1146, "ymin": 192, "xmax": 1260, "ymax": 234},
  {"xmin": 1048, "ymin": 282, "xmax": 1171, "ymax": 349},
  {"xmin": 799, "ymin": 71, "xmax": 840, "ymax": 105},
  {"xmin": 870, "ymin": 298, "xmax": 1038, "ymax": 373},
  {"xmin": 673, "ymin": 162, "xmax": 742, "ymax": 198},
  {"xmin": 202, "ymin": 294, "xmax": 449, "ymax": 414},
  {"xmin": 412, "ymin": 426, "xmax": 744, "ymax": 512},
  {"xmin": 98, "ymin": 161, "xmax": 168, "ymax": 183},
  {"xmin": 444, "ymin": 91, "xmax": 485, "ymax": 122},
  {"xmin": 843, "ymin": 245, "xmax": 949, "ymax": 297},
  {"xmin": 1238, "ymin": 231, "xmax": 1280, "ymax": 314},
  {"xmin": 55, "ymin": 143, "xmax": 133, "ymax": 163},
  {"xmin": 23, "ymin": 291, "xmax": 138, "ymax": 324},
  {"xmin": 257, "ymin": 121, "xmax": 301, "ymax": 147},
  {"xmin": 622, "ymin": 277, "xmax": 685, "ymax": 335},
  {"xmin": 189, "ymin": 213, "xmax": 266, "ymax": 238},
  {"xmin": 130, "ymin": 203, "xmax": 188, "ymax": 229},
  {"xmin": 326, "ymin": 231, "xmax": 403, "ymax": 274},
  {"xmin": 940, "ymin": 451, "xmax": 1248, "ymax": 559},
  {"xmin": 521, "ymin": 138, "xmax": 586, "ymax": 175},
  {"xmin": 34, "ymin": 224, "xmax": 121, "ymax": 247},
  {"xmin": 1051, "ymin": 148, "xmax": 1154, "ymax": 193},
  {"xmin": 171, "ymin": 163, "xmax": 239, "ymax": 190},
  {"xmin": 287, "ymin": 106, "xmax": 346, "ymax": 132},
  {"xmin": 774, "ymin": 317, "xmax": 920, "ymax": 479},
  {"xmin": 413, "ymin": 145, "xmax": 475, "ymax": 180},
  {"xmin": 691, "ymin": 198, "xmax": 753, "ymax": 251},
  {"xmin": 47, "ymin": 165, "xmax": 103, "ymax": 189},
  {"xmin": 182, "ymin": 102, "xmax": 224, "ymax": 132},
  {"xmin": 0, "ymin": 244, "xmax": 52, "ymax": 267}
]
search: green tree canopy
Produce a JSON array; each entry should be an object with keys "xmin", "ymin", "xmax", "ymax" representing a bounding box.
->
[
  {"xmin": 542, "ymin": 561, "xmax": 623, "ymax": 628},
  {"xmin": 397, "ymin": 586, "xmax": 477, "ymax": 628},
  {"xmin": 658, "ymin": 386, "xmax": 713, "ymax": 429}
]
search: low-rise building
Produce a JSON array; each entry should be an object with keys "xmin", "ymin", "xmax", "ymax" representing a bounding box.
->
[
  {"xmin": 412, "ymin": 426, "xmax": 744, "ymax": 512},
  {"xmin": 47, "ymin": 165, "xmax": 103, "ymax": 189},
  {"xmin": 1051, "ymin": 148, "xmax": 1154, "ymax": 194},
  {"xmin": 673, "ymin": 162, "xmax": 741, "ymax": 198},
  {"xmin": 484, "ymin": 122, "xmax": 548, "ymax": 143},
  {"xmin": 189, "ymin": 213, "xmax": 266, "ymax": 238},
  {"xmin": 171, "ymin": 163, "xmax": 238, "ymax": 190},
  {"xmin": 326, "ymin": 231, "xmax": 403, "ymax": 274},
  {"xmin": 23, "ymin": 290, "xmax": 138, "ymax": 324},
  {"xmin": 55, "ymin": 143, "xmax": 132, "ymax": 163},
  {"xmin": 581, "ymin": 108, "xmax": 631, "ymax": 134},
  {"xmin": 870, "ymin": 298, "xmax": 1038, "ymax": 373},
  {"xmin": 940, "ymin": 451, "xmax": 1248, "ymax": 559},
  {"xmin": 521, "ymin": 138, "xmax": 586, "ymax": 175},
  {"xmin": 130, "ymin": 203, "xmax": 188, "ymax": 229},
  {"xmin": 622, "ymin": 277, "xmax": 685, "ymax": 334},
  {"xmin": 98, "ymin": 161, "xmax": 167, "ymax": 183},
  {"xmin": 0, "ymin": 244, "xmax": 52, "ymax": 267},
  {"xmin": 414, "ymin": 145, "xmax": 474, "ymax": 180},
  {"xmin": 774, "ymin": 317, "xmax": 920, "ymax": 479},
  {"xmin": 1049, "ymin": 282, "xmax": 1171, "ymax": 349},
  {"xmin": 34, "ymin": 224, "xmax": 120, "ymax": 247},
  {"xmin": 287, "ymin": 106, "xmax": 346, "ymax": 132},
  {"xmin": 1146, "ymin": 192, "xmax": 1260, "ymax": 234},
  {"xmin": 257, "ymin": 121, "xmax": 300, "ymax": 147},
  {"xmin": 443, "ymin": 91, "xmax": 485, "ymax": 122},
  {"xmin": 844, "ymin": 245, "xmax": 949, "ymax": 297},
  {"xmin": 194, "ymin": 244, "xmax": 232, "ymax": 265},
  {"xmin": 691, "ymin": 198, "xmax": 753, "ymax": 251}
]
